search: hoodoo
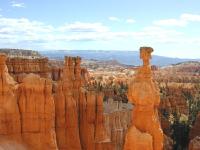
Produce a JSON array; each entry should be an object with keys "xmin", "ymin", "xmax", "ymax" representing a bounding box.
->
[{"xmin": 124, "ymin": 47, "xmax": 164, "ymax": 150}]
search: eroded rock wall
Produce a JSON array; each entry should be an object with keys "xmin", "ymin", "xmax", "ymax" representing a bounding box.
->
[{"xmin": 6, "ymin": 57, "xmax": 50, "ymax": 82}]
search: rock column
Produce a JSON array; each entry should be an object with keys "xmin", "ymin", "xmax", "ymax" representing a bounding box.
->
[{"xmin": 124, "ymin": 47, "xmax": 163, "ymax": 150}]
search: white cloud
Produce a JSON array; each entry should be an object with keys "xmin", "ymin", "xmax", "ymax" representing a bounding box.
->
[
  {"xmin": 108, "ymin": 16, "xmax": 120, "ymax": 22},
  {"xmin": 153, "ymin": 13, "xmax": 200, "ymax": 27},
  {"xmin": 0, "ymin": 16, "xmax": 55, "ymax": 46},
  {"xmin": 58, "ymin": 22, "xmax": 109, "ymax": 32},
  {"xmin": 11, "ymin": 1, "xmax": 25, "ymax": 8},
  {"xmin": 0, "ymin": 15, "xmax": 200, "ymax": 53},
  {"xmin": 126, "ymin": 19, "xmax": 135, "ymax": 24},
  {"xmin": 0, "ymin": 15, "xmax": 183, "ymax": 47},
  {"xmin": 153, "ymin": 19, "xmax": 186, "ymax": 27},
  {"xmin": 0, "ymin": 16, "xmax": 117, "ymax": 47}
]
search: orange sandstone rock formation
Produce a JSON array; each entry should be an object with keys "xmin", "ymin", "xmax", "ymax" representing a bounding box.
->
[
  {"xmin": 0, "ymin": 52, "xmax": 135, "ymax": 150},
  {"xmin": 54, "ymin": 56, "xmax": 82, "ymax": 150},
  {"xmin": 18, "ymin": 74, "xmax": 57, "ymax": 150},
  {"xmin": 79, "ymin": 90, "xmax": 111, "ymax": 150},
  {"xmin": 124, "ymin": 47, "xmax": 164, "ymax": 150},
  {"xmin": 0, "ymin": 53, "xmax": 21, "ymax": 142},
  {"xmin": 6, "ymin": 57, "xmax": 50, "ymax": 82}
]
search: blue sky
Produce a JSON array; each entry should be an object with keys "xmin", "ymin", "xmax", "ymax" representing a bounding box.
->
[{"xmin": 0, "ymin": 0, "xmax": 200, "ymax": 58}]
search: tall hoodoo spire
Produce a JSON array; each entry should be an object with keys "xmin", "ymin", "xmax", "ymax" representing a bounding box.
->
[{"xmin": 124, "ymin": 47, "xmax": 164, "ymax": 150}]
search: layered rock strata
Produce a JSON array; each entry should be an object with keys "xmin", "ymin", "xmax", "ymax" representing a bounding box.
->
[{"xmin": 6, "ymin": 57, "xmax": 50, "ymax": 82}]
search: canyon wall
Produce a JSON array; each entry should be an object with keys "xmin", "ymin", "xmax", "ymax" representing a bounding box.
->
[{"xmin": 1, "ymin": 53, "xmax": 129, "ymax": 150}]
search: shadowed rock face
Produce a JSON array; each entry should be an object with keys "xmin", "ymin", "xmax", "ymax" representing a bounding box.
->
[{"xmin": 124, "ymin": 47, "xmax": 164, "ymax": 150}]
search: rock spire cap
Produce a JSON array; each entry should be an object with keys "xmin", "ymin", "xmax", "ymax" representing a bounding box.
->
[{"xmin": 140, "ymin": 47, "xmax": 153, "ymax": 66}]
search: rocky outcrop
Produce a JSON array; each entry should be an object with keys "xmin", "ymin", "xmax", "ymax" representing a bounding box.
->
[{"xmin": 124, "ymin": 47, "xmax": 163, "ymax": 150}]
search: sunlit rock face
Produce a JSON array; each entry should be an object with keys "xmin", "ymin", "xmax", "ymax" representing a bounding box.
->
[
  {"xmin": 18, "ymin": 74, "xmax": 57, "ymax": 150},
  {"xmin": 0, "ymin": 53, "xmax": 113, "ymax": 150},
  {"xmin": 124, "ymin": 47, "xmax": 164, "ymax": 150},
  {"xmin": 54, "ymin": 56, "xmax": 111, "ymax": 150},
  {"xmin": 0, "ymin": 53, "xmax": 22, "ymax": 143},
  {"xmin": 54, "ymin": 56, "xmax": 82, "ymax": 150}
]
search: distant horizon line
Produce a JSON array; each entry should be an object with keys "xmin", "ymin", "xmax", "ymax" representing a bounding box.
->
[{"xmin": 0, "ymin": 48, "xmax": 200, "ymax": 60}]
